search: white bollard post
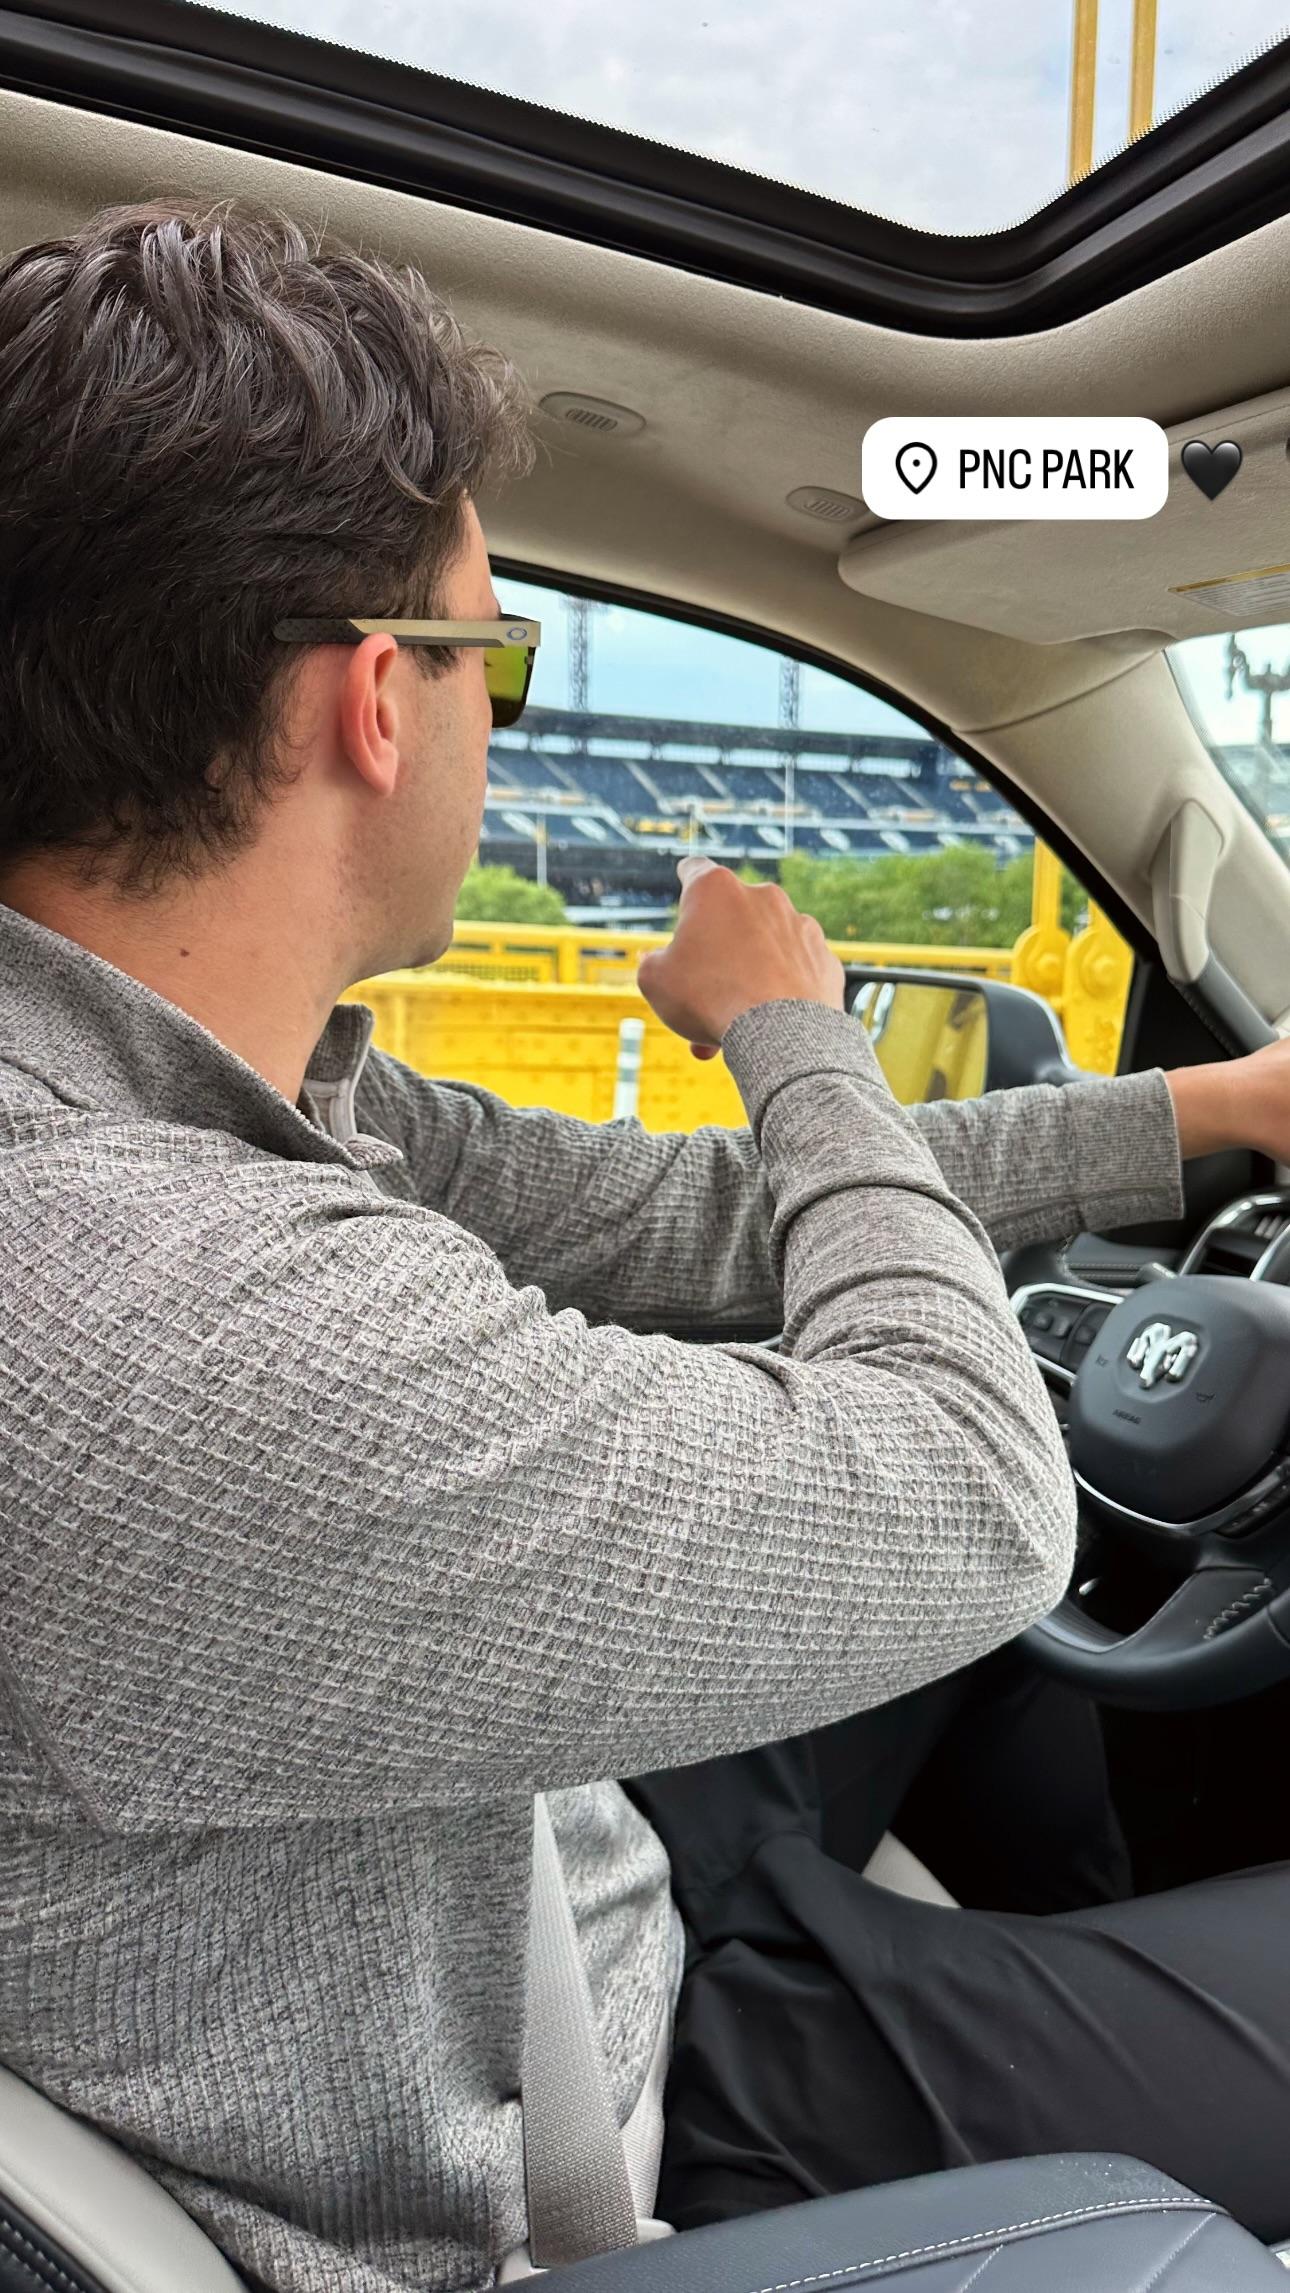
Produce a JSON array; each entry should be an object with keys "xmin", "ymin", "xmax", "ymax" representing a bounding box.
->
[{"xmin": 612, "ymin": 1017, "xmax": 646, "ymax": 1122}]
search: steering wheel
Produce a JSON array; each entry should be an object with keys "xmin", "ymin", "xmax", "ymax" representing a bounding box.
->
[{"xmin": 1018, "ymin": 1273, "xmax": 1290, "ymax": 1708}]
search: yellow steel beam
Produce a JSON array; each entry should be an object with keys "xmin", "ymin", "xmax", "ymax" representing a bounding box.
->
[
  {"xmin": 1068, "ymin": 0, "xmax": 1100, "ymax": 181},
  {"xmin": 1129, "ymin": 0, "xmax": 1158, "ymax": 138},
  {"xmin": 1030, "ymin": 840, "xmax": 1064, "ymax": 935}
]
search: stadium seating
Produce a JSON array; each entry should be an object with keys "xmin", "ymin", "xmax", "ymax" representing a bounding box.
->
[{"xmin": 472, "ymin": 711, "xmax": 1070, "ymax": 903}]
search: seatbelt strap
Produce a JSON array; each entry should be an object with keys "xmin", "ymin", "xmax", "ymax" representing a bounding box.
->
[{"xmin": 522, "ymin": 1793, "xmax": 640, "ymax": 2269}]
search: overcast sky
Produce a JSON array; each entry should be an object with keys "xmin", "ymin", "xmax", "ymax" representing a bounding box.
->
[
  {"xmin": 199, "ymin": 3, "xmax": 1290, "ymax": 791},
  {"xmin": 205, "ymin": 0, "xmax": 1290, "ymax": 232},
  {"xmin": 499, "ymin": 579, "xmax": 1290, "ymax": 766}
]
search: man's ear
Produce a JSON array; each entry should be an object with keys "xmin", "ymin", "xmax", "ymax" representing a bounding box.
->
[{"xmin": 337, "ymin": 633, "xmax": 402, "ymax": 797}]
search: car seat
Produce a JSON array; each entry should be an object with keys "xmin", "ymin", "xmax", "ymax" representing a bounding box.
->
[{"xmin": 2, "ymin": 1834, "xmax": 1286, "ymax": 2291}]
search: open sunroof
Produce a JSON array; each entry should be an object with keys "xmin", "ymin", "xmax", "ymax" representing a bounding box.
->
[
  {"xmin": 3, "ymin": 0, "xmax": 1290, "ymax": 333},
  {"xmin": 190, "ymin": 1, "xmax": 1290, "ymax": 238}
]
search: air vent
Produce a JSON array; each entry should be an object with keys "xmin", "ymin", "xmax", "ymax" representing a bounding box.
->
[
  {"xmin": 1183, "ymin": 1195, "xmax": 1290, "ymax": 1281},
  {"xmin": 537, "ymin": 392, "xmax": 645, "ymax": 438},
  {"xmin": 786, "ymin": 485, "xmax": 868, "ymax": 524},
  {"xmin": 1199, "ymin": 1229, "xmax": 1273, "ymax": 1278}
]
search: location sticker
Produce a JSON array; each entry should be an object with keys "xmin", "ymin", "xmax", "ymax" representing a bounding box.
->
[
  {"xmin": 895, "ymin": 441, "xmax": 937, "ymax": 495},
  {"xmin": 862, "ymin": 416, "xmax": 1169, "ymax": 520}
]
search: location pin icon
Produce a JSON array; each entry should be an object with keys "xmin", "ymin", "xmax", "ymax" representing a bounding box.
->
[{"xmin": 895, "ymin": 441, "xmax": 937, "ymax": 494}]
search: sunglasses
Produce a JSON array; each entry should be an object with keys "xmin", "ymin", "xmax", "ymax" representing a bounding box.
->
[{"xmin": 273, "ymin": 614, "xmax": 542, "ymax": 729}]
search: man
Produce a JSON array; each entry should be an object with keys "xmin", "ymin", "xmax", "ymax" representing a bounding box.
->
[{"xmin": 1, "ymin": 199, "xmax": 1289, "ymax": 2293}]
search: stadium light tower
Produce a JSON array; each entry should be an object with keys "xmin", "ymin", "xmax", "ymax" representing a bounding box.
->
[
  {"xmin": 566, "ymin": 596, "xmax": 609, "ymax": 744},
  {"xmin": 779, "ymin": 656, "xmax": 800, "ymax": 857},
  {"xmin": 1225, "ymin": 634, "xmax": 1290, "ymax": 818},
  {"xmin": 1225, "ymin": 633, "xmax": 1290, "ymax": 746}
]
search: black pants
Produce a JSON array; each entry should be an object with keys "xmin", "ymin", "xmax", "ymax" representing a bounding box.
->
[{"xmin": 620, "ymin": 1644, "xmax": 1290, "ymax": 2246}]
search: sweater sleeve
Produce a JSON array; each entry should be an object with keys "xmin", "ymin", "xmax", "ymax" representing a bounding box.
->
[
  {"xmin": 356, "ymin": 1027, "xmax": 1184, "ymax": 1328},
  {"xmin": 908, "ymin": 1067, "xmax": 1184, "ymax": 1250},
  {"xmin": 5, "ymin": 1000, "xmax": 1077, "ymax": 1832}
]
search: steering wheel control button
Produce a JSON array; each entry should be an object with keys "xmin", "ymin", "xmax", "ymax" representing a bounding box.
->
[
  {"xmin": 1013, "ymin": 1283, "xmax": 1121, "ymax": 1383},
  {"xmin": 1012, "ymin": 1293, "xmax": 1127, "ymax": 1375},
  {"xmin": 1062, "ymin": 1305, "xmax": 1112, "ymax": 1369},
  {"xmin": 1216, "ymin": 1459, "xmax": 1290, "ymax": 1539},
  {"xmin": 1026, "ymin": 1300, "xmax": 1084, "ymax": 1363}
]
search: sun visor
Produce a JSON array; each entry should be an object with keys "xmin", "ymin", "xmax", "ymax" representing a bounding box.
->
[{"xmin": 838, "ymin": 389, "xmax": 1290, "ymax": 645}]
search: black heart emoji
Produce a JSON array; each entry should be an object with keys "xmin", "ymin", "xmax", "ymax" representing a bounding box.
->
[{"xmin": 1180, "ymin": 439, "xmax": 1242, "ymax": 500}]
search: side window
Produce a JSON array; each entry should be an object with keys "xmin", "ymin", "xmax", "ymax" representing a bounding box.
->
[
  {"xmin": 1170, "ymin": 626, "xmax": 1290, "ymax": 868},
  {"xmin": 348, "ymin": 580, "xmax": 1133, "ymax": 1124}
]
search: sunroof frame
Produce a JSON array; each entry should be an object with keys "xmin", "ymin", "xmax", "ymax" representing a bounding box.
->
[{"xmin": 3, "ymin": 0, "xmax": 1290, "ymax": 335}]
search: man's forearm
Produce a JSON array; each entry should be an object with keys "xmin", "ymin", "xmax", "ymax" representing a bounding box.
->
[
  {"xmin": 370, "ymin": 1012, "xmax": 1290, "ymax": 1330},
  {"xmin": 1166, "ymin": 1045, "xmax": 1290, "ymax": 1163},
  {"xmin": 915, "ymin": 1031, "xmax": 1290, "ymax": 1259},
  {"xmin": 907, "ymin": 1067, "xmax": 1184, "ymax": 1253}
]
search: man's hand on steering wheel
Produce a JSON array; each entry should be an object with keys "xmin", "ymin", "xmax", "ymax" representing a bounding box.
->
[
  {"xmin": 1024, "ymin": 1030, "xmax": 1290, "ymax": 1709},
  {"xmin": 1167, "ymin": 1032, "xmax": 1290, "ymax": 1162}
]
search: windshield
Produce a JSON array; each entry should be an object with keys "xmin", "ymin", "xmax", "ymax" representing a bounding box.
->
[
  {"xmin": 194, "ymin": 2, "xmax": 1290, "ymax": 234},
  {"xmin": 1170, "ymin": 625, "xmax": 1290, "ymax": 867}
]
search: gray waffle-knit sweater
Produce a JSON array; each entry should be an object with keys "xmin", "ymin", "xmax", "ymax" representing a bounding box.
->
[{"xmin": 0, "ymin": 898, "xmax": 1185, "ymax": 2293}]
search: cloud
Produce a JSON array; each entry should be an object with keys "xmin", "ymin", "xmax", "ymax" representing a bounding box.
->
[{"xmin": 203, "ymin": 0, "xmax": 1290, "ymax": 232}]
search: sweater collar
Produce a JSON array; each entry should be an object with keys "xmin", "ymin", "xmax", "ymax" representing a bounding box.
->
[{"xmin": 0, "ymin": 900, "xmax": 403, "ymax": 1172}]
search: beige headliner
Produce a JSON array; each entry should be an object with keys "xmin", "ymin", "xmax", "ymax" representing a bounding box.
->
[{"xmin": 5, "ymin": 83, "xmax": 1290, "ymax": 1025}]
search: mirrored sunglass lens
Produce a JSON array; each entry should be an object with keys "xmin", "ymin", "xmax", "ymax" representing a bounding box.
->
[{"xmin": 484, "ymin": 643, "xmax": 533, "ymax": 727}]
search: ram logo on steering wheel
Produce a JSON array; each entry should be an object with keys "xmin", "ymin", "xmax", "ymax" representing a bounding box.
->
[{"xmin": 1125, "ymin": 1321, "xmax": 1200, "ymax": 1389}]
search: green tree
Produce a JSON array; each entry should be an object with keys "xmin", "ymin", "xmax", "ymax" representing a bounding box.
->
[
  {"xmin": 777, "ymin": 847, "xmax": 1003, "ymax": 945},
  {"xmin": 774, "ymin": 846, "xmax": 1084, "ymax": 947},
  {"xmin": 454, "ymin": 862, "xmax": 568, "ymax": 924},
  {"xmin": 466, "ymin": 846, "xmax": 1087, "ymax": 946}
]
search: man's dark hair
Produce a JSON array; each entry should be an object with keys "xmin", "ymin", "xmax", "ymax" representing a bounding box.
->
[{"xmin": 0, "ymin": 199, "xmax": 537, "ymax": 894}]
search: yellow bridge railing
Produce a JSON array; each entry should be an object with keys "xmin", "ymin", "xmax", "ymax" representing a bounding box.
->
[{"xmin": 345, "ymin": 847, "xmax": 1133, "ymax": 1129}]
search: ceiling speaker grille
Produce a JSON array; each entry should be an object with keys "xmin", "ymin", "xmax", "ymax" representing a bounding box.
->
[
  {"xmin": 538, "ymin": 392, "xmax": 645, "ymax": 438},
  {"xmin": 787, "ymin": 485, "xmax": 867, "ymax": 523}
]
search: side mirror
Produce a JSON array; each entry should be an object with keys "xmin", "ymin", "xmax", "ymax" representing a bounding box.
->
[{"xmin": 843, "ymin": 967, "xmax": 1078, "ymax": 1104}]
